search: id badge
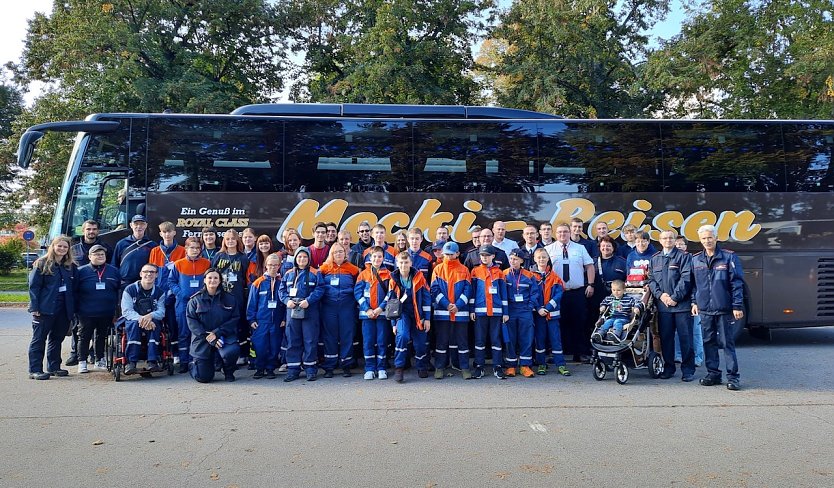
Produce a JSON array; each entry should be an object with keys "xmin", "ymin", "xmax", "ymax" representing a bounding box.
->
[
  {"xmin": 58, "ymin": 285, "xmax": 67, "ymax": 292},
  {"xmin": 514, "ymin": 294, "xmax": 524, "ymax": 302},
  {"xmin": 228, "ymin": 274, "xmax": 238, "ymax": 282},
  {"xmin": 189, "ymin": 279, "xmax": 199, "ymax": 288},
  {"xmin": 268, "ymin": 300, "xmax": 278, "ymax": 309},
  {"xmin": 289, "ymin": 287, "xmax": 298, "ymax": 297},
  {"xmin": 488, "ymin": 286, "xmax": 498, "ymax": 294},
  {"xmin": 95, "ymin": 282, "xmax": 106, "ymax": 290},
  {"xmin": 330, "ymin": 277, "xmax": 340, "ymax": 286}
]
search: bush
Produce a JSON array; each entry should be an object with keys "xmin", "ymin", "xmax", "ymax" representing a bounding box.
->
[{"xmin": 0, "ymin": 238, "xmax": 25, "ymax": 275}]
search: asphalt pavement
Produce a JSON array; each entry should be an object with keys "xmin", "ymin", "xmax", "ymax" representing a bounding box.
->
[{"xmin": 1, "ymin": 308, "xmax": 832, "ymax": 487}]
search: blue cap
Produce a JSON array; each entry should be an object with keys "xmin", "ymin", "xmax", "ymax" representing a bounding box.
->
[
  {"xmin": 442, "ymin": 241, "xmax": 459, "ymax": 254},
  {"xmin": 509, "ymin": 248, "xmax": 526, "ymax": 259},
  {"xmin": 130, "ymin": 214, "xmax": 147, "ymax": 223},
  {"xmin": 432, "ymin": 240, "xmax": 445, "ymax": 251}
]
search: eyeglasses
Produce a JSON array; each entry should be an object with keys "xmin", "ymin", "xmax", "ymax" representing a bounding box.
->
[
  {"xmin": 358, "ymin": 229, "xmax": 370, "ymax": 233},
  {"xmin": 141, "ymin": 270, "xmax": 157, "ymax": 274}
]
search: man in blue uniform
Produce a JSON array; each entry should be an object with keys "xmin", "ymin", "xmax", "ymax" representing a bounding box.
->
[{"xmin": 691, "ymin": 225, "xmax": 745, "ymax": 391}]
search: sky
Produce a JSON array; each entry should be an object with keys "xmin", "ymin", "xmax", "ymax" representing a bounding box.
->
[{"xmin": 1, "ymin": 0, "xmax": 686, "ymax": 106}]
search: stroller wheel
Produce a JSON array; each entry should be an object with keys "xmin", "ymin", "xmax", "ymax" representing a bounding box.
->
[
  {"xmin": 647, "ymin": 351, "xmax": 664, "ymax": 379},
  {"xmin": 113, "ymin": 364, "xmax": 122, "ymax": 382},
  {"xmin": 615, "ymin": 363, "xmax": 629, "ymax": 384},
  {"xmin": 592, "ymin": 360, "xmax": 606, "ymax": 381}
]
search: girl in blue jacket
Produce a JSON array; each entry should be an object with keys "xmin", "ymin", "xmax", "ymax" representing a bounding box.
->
[
  {"xmin": 186, "ymin": 269, "xmax": 241, "ymax": 383},
  {"xmin": 28, "ymin": 235, "xmax": 77, "ymax": 380},
  {"xmin": 278, "ymin": 247, "xmax": 324, "ymax": 382},
  {"xmin": 246, "ymin": 254, "xmax": 286, "ymax": 379}
]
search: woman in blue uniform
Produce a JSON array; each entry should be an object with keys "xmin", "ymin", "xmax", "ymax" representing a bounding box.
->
[
  {"xmin": 318, "ymin": 242, "xmax": 360, "ymax": 378},
  {"xmin": 278, "ymin": 247, "xmax": 324, "ymax": 382},
  {"xmin": 186, "ymin": 268, "xmax": 241, "ymax": 382},
  {"xmin": 74, "ymin": 244, "xmax": 120, "ymax": 373},
  {"xmin": 28, "ymin": 235, "xmax": 77, "ymax": 380}
]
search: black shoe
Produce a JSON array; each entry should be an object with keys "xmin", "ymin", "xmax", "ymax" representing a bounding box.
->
[
  {"xmin": 214, "ymin": 364, "xmax": 222, "ymax": 372},
  {"xmin": 284, "ymin": 373, "xmax": 300, "ymax": 382},
  {"xmin": 29, "ymin": 372, "xmax": 50, "ymax": 380},
  {"xmin": 266, "ymin": 370, "xmax": 277, "ymax": 379},
  {"xmin": 580, "ymin": 355, "xmax": 593, "ymax": 364},
  {"xmin": 699, "ymin": 376, "xmax": 722, "ymax": 386},
  {"xmin": 727, "ymin": 381, "xmax": 740, "ymax": 391},
  {"xmin": 178, "ymin": 363, "xmax": 189, "ymax": 374},
  {"xmin": 472, "ymin": 366, "xmax": 484, "ymax": 379},
  {"xmin": 253, "ymin": 370, "xmax": 265, "ymax": 379},
  {"xmin": 65, "ymin": 354, "xmax": 79, "ymax": 367},
  {"xmin": 323, "ymin": 370, "xmax": 334, "ymax": 379},
  {"xmin": 417, "ymin": 369, "xmax": 429, "ymax": 378},
  {"xmin": 224, "ymin": 373, "xmax": 236, "ymax": 382},
  {"xmin": 48, "ymin": 369, "xmax": 69, "ymax": 377},
  {"xmin": 342, "ymin": 368, "xmax": 352, "ymax": 378},
  {"xmin": 493, "ymin": 366, "xmax": 507, "ymax": 379},
  {"xmin": 124, "ymin": 363, "xmax": 138, "ymax": 375},
  {"xmin": 248, "ymin": 362, "xmax": 256, "ymax": 371},
  {"xmin": 682, "ymin": 374, "xmax": 695, "ymax": 382},
  {"xmin": 394, "ymin": 368, "xmax": 404, "ymax": 383},
  {"xmin": 146, "ymin": 361, "xmax": 161, "ymax": 372},
  {"xmin": 306, "ymin": 372, "xmax": 317, "ymax": 381},
  {"xmin": 659, "ymin": 371, "xmax": 674, "ymax": 380}
]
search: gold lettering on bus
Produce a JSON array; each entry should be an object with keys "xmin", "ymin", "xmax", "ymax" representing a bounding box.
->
[{"xmin": 272, "ymin": 197, "xmax": 761, "ymax": 243}]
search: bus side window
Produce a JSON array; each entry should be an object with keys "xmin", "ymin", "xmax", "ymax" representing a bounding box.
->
[{"xmin": 784, "ymin": 124, "xmax": 834, "ymax": 192}]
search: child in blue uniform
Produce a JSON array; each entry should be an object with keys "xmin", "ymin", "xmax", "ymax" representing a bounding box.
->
[{"xmin": 278, "ymin": 247, "xmax": 324, "ymax": 382}]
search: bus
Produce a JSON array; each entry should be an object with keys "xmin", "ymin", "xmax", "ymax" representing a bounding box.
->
[{"xmin": 16, "ymin": 103, "xmax": 834, "ymax": 338}]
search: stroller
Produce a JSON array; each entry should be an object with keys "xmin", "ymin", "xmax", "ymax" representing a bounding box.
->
[{"xmin": 590, "ymin": 284, "xmax": 663, "ymax": 384}]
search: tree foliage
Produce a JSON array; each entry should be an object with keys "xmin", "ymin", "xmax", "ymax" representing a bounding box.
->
[
  {"xmin": 482, "ymin": 0, "xmax": 670, "ymax": 118},
  {"xmin": 287, "ymin": 0, "xmax": 495, "ymax": 104},
  {"xmin": 645, "ymin": 0, "xmax": 834, "ymax": 118}
]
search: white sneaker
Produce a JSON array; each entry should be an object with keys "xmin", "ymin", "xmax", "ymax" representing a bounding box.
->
[
  {"xmin": 278, "ymin": 364, "xmax": 288, "ymax": 373},
  {"xmin": 173, "ymin": 357, "xmax": 181, "ymax": 365},
  {"xmin": 377, "ymin": 369, "xmax": 388, "ymax": 380},
  {"xmin": 77, "ymin": 361, "xmax": 89, "ymax": 374},
  {"xmin": 363, "ymin": 371, "xmax": 375, "ymax": 380},
  {"xmin": 95, "ymin": 359, "xmax": 106, "ymax": 370}
]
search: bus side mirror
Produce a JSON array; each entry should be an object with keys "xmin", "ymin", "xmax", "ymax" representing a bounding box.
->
[{"xmin": 17, "ymin": 131, "xmax": 45, "ymax": 169}]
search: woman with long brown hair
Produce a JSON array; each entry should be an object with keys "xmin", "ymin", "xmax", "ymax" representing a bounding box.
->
[{"xmin": 28, "ymin": 235, "xmax": 77, "ymax": 380}]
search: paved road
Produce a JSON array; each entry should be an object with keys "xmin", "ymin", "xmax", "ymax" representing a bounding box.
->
[{"xmin": 1, "ymin": 308, "xmax": 832, "ymax": 487}]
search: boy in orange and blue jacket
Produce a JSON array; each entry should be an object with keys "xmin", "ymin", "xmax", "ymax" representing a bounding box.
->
[
  {"xmin": 430, "ymin": 241, "xmax": 472, "ymax": 379},
  {"xmin": 354, "ymin": 246, "xmax": 393, "ymax": 380},
  {"xmin": 504, "ymin": 248, "xmax": 543, "ymax": 378},
  {"xmin": 529, "ymin": 247, "xmax": 570, "ymax": 376},
  {"xmin": 469, "ymin": 245, "xmax": 509, "ymax": 379}
]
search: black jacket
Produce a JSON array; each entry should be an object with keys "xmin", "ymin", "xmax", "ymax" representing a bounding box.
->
[
  {"xmin": 28, "ymin": 262, "xmax": 76, "ymax": 317},
  {"xmin": 186, "ymin": 290, "xmax": 240, "ymax": 359}
]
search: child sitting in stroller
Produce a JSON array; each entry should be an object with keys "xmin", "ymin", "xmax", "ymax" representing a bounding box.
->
[{"xmin": 594, "ymin": 280, "xmax": 642, "ymax": 342}]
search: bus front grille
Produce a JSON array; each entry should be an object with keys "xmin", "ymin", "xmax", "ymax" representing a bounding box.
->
[{"xmin": 817, "ymin": 259, "xmax": 834, "ymax": 317}]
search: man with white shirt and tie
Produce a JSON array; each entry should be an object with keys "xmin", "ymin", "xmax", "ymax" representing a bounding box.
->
[{"xmin": 545, "ymin": 223, "xmax": 595, "ymax": 362}]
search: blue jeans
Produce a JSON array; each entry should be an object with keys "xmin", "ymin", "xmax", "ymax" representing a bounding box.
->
[
  {"xmin": 675, "ymin": 314, "xmax": 704, "ymax": 364},
  {"xmin": 600, "ymin": 317, "xmax": 627, "ymax": 338},
  {"xmin": 700, "ymin": 313, "xmax": 739, "ymax": 382}
]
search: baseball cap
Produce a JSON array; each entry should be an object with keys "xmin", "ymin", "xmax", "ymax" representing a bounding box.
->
[
  {"xmin": 442, "ymin": 241, "xmax": 459, "ymax": 255},
  {"xmin": 88, "ymin": 244, "xmax": 107, "ymax": 255},
  {"xmin": 478, "ymin": 244, "xmax": 496, "ymax": 255},
  {"xmin": 431, "ymin": 240, "xmax": 445, "ymax": 251},
  {"xmin": 508, "ymin": 248, "xmax": 526, "ymax": 259},
  {"xmin": 130, "ymin": 214, "xmax": 147, "ymax": 223}
]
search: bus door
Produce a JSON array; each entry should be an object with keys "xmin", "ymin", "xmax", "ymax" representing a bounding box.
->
[{"xmin": 64, "ymin": 170, "xmax": 128, "ymax": 238}]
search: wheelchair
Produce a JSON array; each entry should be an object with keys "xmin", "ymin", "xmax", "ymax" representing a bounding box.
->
[{"xmin": 106, "ymin": 317, "xmax": 175, "ymax": 381}]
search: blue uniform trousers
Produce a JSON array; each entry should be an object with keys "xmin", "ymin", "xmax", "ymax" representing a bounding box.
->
[
  {"xmin": 29, "ymin": 312, "xmax": 71, "ymax": 373},
  {"xmin": 393, "ymin": 313, "xmax": 429, "ymax": 370},
  {"xmin": 701, "ymin": 313, "xmax": 739, "ymax": 382},
  {"xmin": 125, "ymin": 319, "xmax": 162, "ymax": 362},
  {"xmin": 190, "ymin": 343, "xmax": 240, "ymax": 383},
  {"xmin": 434, "ymin": 320, "xmax": 470, "ymax": 371},
  {"xmin": 533, "ymin": 315, "xmax": 566, "ymax": 367},
  {"xmin": 362, "ymin": 318, "xmax": 389, "ymax": 372},
  {"xmin": 658, "ymin": 311, "xmax": 695, "ymax": 376},
  {"xmin": 321, "ymin": 299, "xmax": 356, "ymax": 371},
  {"xmin": 474, "ymin": 316, "xmax": 503, "ymax": 368},
  {"xmin": 175, "ymin": 305, "xmax": 191, "ymax": 363},
  {"xmin": 251, "ymin": 320, "xmax": 283, "ymax": 371},
  {"xmin": 504, "ymin": 313, "xmax": 534, "ymax": 367},
  {"xmin": 286, "ymin": 314, "xmax": 320, "ymax": 376}
]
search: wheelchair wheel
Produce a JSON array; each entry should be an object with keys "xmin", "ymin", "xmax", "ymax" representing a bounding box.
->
[
  {"xmin": 592, "ymin": 360, "xmax": 606, "ymax": 381},
  {"xmin": 140, "ymin": 372, "xmax": 153, "ymax": 378},
  {"xmin": 647, "ymin": 351, "xmax": 664, "ymax": 379},
  {"xmin": 113, "ymin": 364, "xmax": 122, "ymax": 382},
  {"xmin": 615, "ymin": 363, "xmax": 629, "ymax": 384},
  {"xmin": 105, "ymin": 329, "xmax": 117, "ymax": 372}
]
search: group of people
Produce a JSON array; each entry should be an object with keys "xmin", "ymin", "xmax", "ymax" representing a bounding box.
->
[{"xmin": 27, "ymin": 214, "xmax": 745, "ymax": 390}]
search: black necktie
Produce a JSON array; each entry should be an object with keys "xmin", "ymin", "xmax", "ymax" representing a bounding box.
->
[{"xmin": 562, "ymin": 244, "xmax": 570, "ymax": 283}]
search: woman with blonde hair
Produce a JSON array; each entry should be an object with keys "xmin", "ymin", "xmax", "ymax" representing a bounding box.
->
[
  {"xmin": 28, "ymin": 235, "xmax": 77, "ymax": 380},
  {"xmin": 318, "ymin": 242, "xmax": 360, "ymax": 377}
]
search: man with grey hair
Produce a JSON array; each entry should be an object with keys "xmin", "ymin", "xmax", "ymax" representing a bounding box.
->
[{"xmin": 691, "ymin": 224, "xmax": 745, "ymax": 391}]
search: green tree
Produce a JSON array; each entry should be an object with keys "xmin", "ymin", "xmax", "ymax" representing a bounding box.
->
[
  {"xmin": 288, "ymin": 0, "xmax": 495, "ymax": 104},
  {"xmin": 645, "ymin": 0, "xmax": 834, "ymax": 119},
  {"xmin": 3, "ymin": 0, "xmax": 290, "ymax": 230},
  {"xmin": 482, "ymin": 0, "xmax": 670, "ymax": 118}
]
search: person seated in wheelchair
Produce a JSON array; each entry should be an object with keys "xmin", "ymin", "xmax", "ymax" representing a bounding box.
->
[
  {"xmin": 593, "ymin": 280, "xmax": 643, "ymax": 343},
  {"xmin": 120, "ymin": 263, "xmax": 166, "ymax": 374}
]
